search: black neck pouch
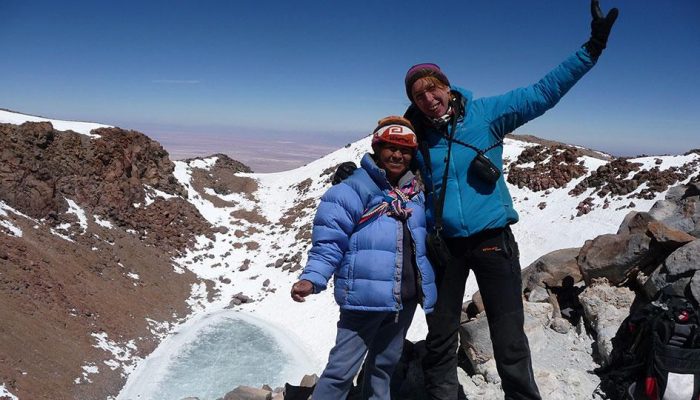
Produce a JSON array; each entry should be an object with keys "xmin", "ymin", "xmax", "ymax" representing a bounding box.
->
[
  {"xmin": 470, "ymin": 151, "xmax": 501, "ymax": 185},
  {"xmin": 444, "ymin": 133, "xmax": 503, "ymax": 186}
]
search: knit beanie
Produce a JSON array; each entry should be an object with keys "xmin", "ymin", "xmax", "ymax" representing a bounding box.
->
[
  {"xmin": 372, "ymin": 116, "xmax": 418, "ymax": 150},
  {"xmin": 404, "ymin": 63, "xmax": 450, "ymax": 103}
]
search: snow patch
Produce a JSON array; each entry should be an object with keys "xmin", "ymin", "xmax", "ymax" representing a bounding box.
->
[
  {"xmin": 91, "ymin": 332, "xmax": 141, "ymax": 378},
  {"xmin": 189, "ymin": 156, "xmax": 219, "ymax": 170},
  {"xmin": 94, "ymin": 215, "xmax": 114, "ymax": 229},
  {"xmin": 144, "ymin": 185, "xmax": 178, "ymax": 206},
  {"xmin": 0, "ymin": 384, "xmax": 19, "ymax": 400},
  {"xmin": 146, "ymin": 318, "xmax": 174, "ymax": 341},
  {"xmin": 0, "ymin": 220, "xmax": 22, "ymax": 237},
  {"xmin": 0, "ymin": 202, "xmax": 25, "ymax": 237},
  {"xmin": 65, "ymin": 198, "xmax": 88, "ymax": 233},
  {"xmin": 75, "ymin": 363, "xmax": 99, "ymax": 384},
  {"xmin": 0, "ymin": 109, "xmax": 110, "ymax": 138}
]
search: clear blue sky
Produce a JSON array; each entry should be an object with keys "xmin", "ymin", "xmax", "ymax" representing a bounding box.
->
[{"xmin": 1, "ymin": 0, "xmax": 698, "ymax": 157}]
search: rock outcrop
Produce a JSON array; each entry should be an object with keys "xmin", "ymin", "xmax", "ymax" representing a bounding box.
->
[{"xmin": 0, "ymin": 122, "xmax": 222, "ymax": 399}]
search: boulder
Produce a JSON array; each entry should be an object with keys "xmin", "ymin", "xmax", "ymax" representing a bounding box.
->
[
  {"xmin": 578, "ymin": 280, "xmax": 635, "ymax": 367},
  {"xmin": 692, "ymin": 271, "xmax": 700, "ymax": 304},
  {"xmin": 617, "ymin": 211, "xmax": 655, "ymax": 235},
  {"xmin": 459, "ymin": 302, "xmax": 552, "ymax": 366},
  {"xmin": 550, "ymin": 317, "xmax": 572, "ymax": 334},
  {"xmin": 664, "ymin": 239, "xmax": 700, "ymax": 275},
  {"xmin": 648, "ymin": 184, "xmax": 700, "ymax": 236},
  {"xmin": 527, "ymin": 286, "xmax": 550, "ymax": 303},
  {"xmin": 646, "ymin": 221, "xmax": 696, "ymax": 251},
  {"xmin": 470, "ymin": 291, "xmax": 484, "ymax": 314},
  {"xmin": 298, "ymin": 374, "xmax": 318, "ymax": 387},
  {"xmin": 521, "ymin": 248, "xmax": 582, "ymax": 291},
  {"xmin": 578, "ymin": 233, "xmax": 652, "ymax": 285},
  {"xmin": 223, "ymin": 386, "xmax": 272, "ymax": 400}
]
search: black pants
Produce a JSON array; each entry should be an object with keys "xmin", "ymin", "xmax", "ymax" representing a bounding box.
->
[{"xmin": 422, "ymin": 226, "xmax": 541, "ymax": 400}]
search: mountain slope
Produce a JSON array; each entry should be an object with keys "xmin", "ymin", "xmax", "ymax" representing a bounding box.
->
[{"xmin": 1, "ymin": 109, "xmax": 698, "ymax": 399}]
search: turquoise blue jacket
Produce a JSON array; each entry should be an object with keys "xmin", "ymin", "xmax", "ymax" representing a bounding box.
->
[
  {"xmin": 299, "ymin": 154, "xmax": 437, "ymax": 313},
  {"xmin": 412, "ymin": 48, "xmax": 597, "ymax": 238}
]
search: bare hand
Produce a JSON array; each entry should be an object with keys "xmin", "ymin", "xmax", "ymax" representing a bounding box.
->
[{"xmin": 291, "ymin": 280, "xmax": 314, "ymax": 302}]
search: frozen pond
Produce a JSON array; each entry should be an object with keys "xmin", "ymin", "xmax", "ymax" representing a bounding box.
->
[{"xmin": 118, "ymin": 311, "xmax": 316, "ymax": 400}]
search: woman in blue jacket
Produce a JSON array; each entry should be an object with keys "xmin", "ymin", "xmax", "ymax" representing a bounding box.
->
[{"xmin": 291, "ymin": 116, "xmax": 437, "ymax": 400}]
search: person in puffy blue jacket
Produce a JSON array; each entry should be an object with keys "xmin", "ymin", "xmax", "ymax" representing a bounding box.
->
[
  {"xmin": 401, "ymin": 2, "xmax": 619, "ymax": 400},
  {"xmin": 291, "ymin": 116, "xmax": 437, "ymax": 400}
]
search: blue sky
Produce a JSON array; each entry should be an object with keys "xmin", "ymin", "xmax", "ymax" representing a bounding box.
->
[{"xmin": 1, "ymin": 0, "xmax": 698, "ymax": 162}]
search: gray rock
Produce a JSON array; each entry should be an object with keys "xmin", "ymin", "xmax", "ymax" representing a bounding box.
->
[
  {"xmin": 643, "ymin": 263, "xmax": 694, "ymax": 300},
  {"xmin": 298, "ymin": 373, "xmax": 318, "ymax": 387},
  {"xmin": 617, "ymin": 211, "xmax": 655, "ymax": 235},
  {"xmin": 527, "ymin": 286, "xmax": 550, "ymax": 303},
  {"xmin": 223, "ymin": 386, "xmax": 272, "ymax": 400},
  {"xmin": 665, "ymin": 183, "xmax": 700, "ymax": 202},
  {"xmin": 460, "ymin": 312, "xmax": 493, "ymax": 363},
  {"xmin": 290, "ymin": 263, "xmax": 302, "ymax": 272},
  {"xmin": 550, "ymin": 317, "xmax": 573, "ymax": 334},
  {"xmin": 666, "ymin": 276, "xmax": 693, "ymax": 298},
  {"xmin": 459, "ymin": 302, "xmax": 552, "ymax": 366},
  {"xmin": 471, "ymin": 291, "xmax": 484, "ymax": 314},
  {"xmin": 578, "ymin": 233, "xmax": 652, "ymax": 285},
  {"xmin": 522, "ymin": 248, "xmax": 582, "ymax": 292},
  {"xmin": 692, "ymin": 270, "xmax": 700, "ymax": 304},
  {"xmin": 578, "ymin": 281, "xmax": 635, "ymax": 367},
  {"xmin": 458, "ymin": 306, "xmax": 601, "ymax": 400},
  {"xmin": 648, "ymin": 186, "xmax": 700, "ymax": 235},
  {"xmin": 665, "ymin": 239, "xmax": 700, "ymax": 275},
  {"xmin": 641, "ymin": 264, "xmax": 668, "ymax": 300}
]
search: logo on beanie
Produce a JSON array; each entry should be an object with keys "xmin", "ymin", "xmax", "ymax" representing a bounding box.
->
[{"xmin": 373, "ymin": 124, "xmax": 418, "ymax": 148}]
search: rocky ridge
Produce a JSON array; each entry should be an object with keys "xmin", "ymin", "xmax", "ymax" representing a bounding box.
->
[{"xmin": 0, "ymin": 122, "xmax": 215, "ymax": 399}]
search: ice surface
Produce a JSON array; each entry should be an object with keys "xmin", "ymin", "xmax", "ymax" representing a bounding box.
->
[{"xmin": 118, "ymin": 311, "xmax": 315, "ymax": 400}]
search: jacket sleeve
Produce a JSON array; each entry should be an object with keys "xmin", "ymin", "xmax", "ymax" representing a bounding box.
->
[
  {"xmin": 298, "ymin": 183, "xmax": 363, "ymax": 293},
  {"xmin": 482, "ymin": 47, "xmax": 597, "ymax": 139}
]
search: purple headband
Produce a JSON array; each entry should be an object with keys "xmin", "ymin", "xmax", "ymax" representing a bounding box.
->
[{"xmin": 404, "ymin": 63, "xmax": 450, "ymax": 103}]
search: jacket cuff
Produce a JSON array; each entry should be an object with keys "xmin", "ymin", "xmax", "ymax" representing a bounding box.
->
[{"xmin": 298, "ymin": 270, "xmax": 328, "ymax": 294}]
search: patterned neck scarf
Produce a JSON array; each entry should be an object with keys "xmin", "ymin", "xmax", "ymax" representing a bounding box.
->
[{"xmin": 358, "ymin": 175, "xmax": 420, "ymax": 227}]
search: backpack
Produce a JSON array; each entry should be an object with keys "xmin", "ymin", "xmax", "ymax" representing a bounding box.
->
[{"xmin": 600, "ymin": 289, "xmax": 700, "ymax": 399}]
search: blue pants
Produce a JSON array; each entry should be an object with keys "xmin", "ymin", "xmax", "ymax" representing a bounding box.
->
[{"xmin": 312, "ymin": 301, "xmax": 417, "ymax": 400}]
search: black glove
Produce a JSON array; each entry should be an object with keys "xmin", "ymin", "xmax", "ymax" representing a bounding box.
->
[
  {"xmin": 584, "ymin": 0, "xmax": 619, "ymax": 59},
  {"xmin": 331, "ymin": 161, "xmax": 357, "ymax": 185}
]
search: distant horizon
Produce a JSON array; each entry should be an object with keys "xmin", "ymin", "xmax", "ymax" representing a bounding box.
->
[
  {"xmin": 3, "ymin": 105, "xmax": 695, "ymax": 173},
  {"xmin": 145, "ymin": 123, "xmax": 697, "ymax": 173}
]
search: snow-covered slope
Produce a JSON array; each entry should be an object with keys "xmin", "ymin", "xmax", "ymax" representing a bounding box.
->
[
  {"xmin": 0, "ymin": 109, "xmax": 111, "ymax": 138},
  {"xmin": 3, "ymin": 109, "xmax": 698, "ymax": 398},
  {"xmin": 119, "ymin": 131, "xmax": 699, "ymax": 397}
]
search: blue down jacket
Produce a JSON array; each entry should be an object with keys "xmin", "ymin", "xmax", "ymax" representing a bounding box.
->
[
  {"xmin": 298, "ymin": 153, "xmax": 437, "ymax": 313},
  {"xmin": 412, "ymin": 47, "xmax": 597, "ymax": 238}
]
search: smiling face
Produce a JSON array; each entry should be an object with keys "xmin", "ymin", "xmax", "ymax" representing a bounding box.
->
[
  {"xmin": 411, "ymin": 77, "xmax": 451, "ymax": 119},
  {"xmin": 376, "ymin": 144, "xmax": 413, "ymax": 185}
]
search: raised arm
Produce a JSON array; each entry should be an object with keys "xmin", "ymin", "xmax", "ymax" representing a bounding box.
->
[{"xmin": 485, "ymin": 0, "xmax": 619, "ymax": 138}]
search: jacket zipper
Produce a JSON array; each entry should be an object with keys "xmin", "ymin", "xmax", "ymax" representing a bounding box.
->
[{"xmin": 395, "ymin": 220, "xmax": 403, "ymax": 323}]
